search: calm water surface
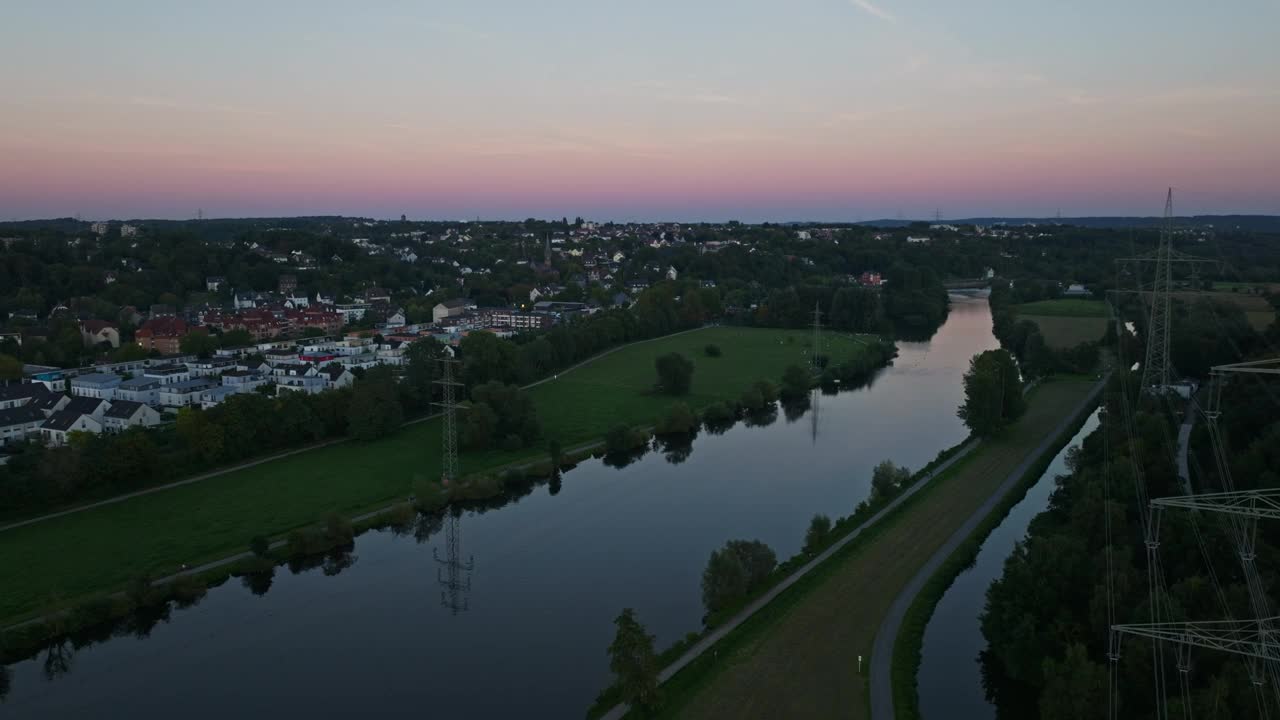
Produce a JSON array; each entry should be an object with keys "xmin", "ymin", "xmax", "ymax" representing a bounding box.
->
[
  {"xmin": 917, "ymin": 408, "xmax": 1102, "ymax": 720},
  {"xmin": 2, "ymin": 298, "xmax": 997, "ymax": 718}
]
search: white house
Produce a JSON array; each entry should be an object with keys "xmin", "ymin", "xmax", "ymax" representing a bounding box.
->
[
  {"xmin": 386, "ymin": 309, "xmax": 407, "ymax": 327},
  {"xmin": 0, "ymin": 406, "xmax": 45, "ymax": 446},
  {"xmin": 322, "ymin": 365, "xmax": 355, "ymax": 390},
  {"xmin": 40, "ymin": 410, "xmax": 103, "ymax": 446},
  {"xmin": 906, "ymin": 236, "xmax": 931, "ymax": 244},
  {"xmin": 159, "ymin": 379, "xmax": 218, "ymax": 408},
  {"xmin": 666, "ymin": 265, "xmax": 679, "ymax": 281},
  {"xmin": 115, "ymin": 377, "xmax": 162, "ymax": 406},
  {"xmin": 70, "ymin": 373, "xmax": 122, "ymax": 400},
  {"xmin": 101, "ymin": 400, "xmax": 162, "ymax": 432},
  {"xmin": 276, "ymin": 375, "xmax": 327, "ymax": 394},
  {"xmin": 199, "ymin": 385, "xmax": 239, "ymax": 409}
]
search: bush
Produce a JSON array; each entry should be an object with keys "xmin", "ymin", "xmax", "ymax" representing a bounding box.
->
[
  {"xmin": 739, "ymin": 386, "xmax": 765, "ymax": 412},
  {"xmin": 704, "ymin": 344, "xmax": 722, "ymax": 358},
  {"xmin": 168, "ymin": 574, "xmax": 208, "ymax": 607},
  {"xmin": 501, "ymin": 433, "xmax": 524, "ymax": 452},
  {"xmin": 655, "ymin": 352, "xmax": 694, "ymax": 395},
  {"xmin": 701, "ymin": 401, "xmax": 736, "ymax": 425},
  {"xmin": 412, "ymin": 477, "xmax": 449, "ymax": 512},
  {"xmin": 804, "ymin": 514, "xmax": 833, "ymax": 554},
  {"xmin": 605, "ymin": 424, "xmax": 648, "ymax": 454},
  {"xmin": 754, "ymin": 380, "xmax": 779, "ymax": 404},
  {"xmin": 655, "ymin": 402, "xmax": 698, "ymax": 435},
  {"xmin": 250, "ymin": 535, "xmax": 271, "ymax": 558}
]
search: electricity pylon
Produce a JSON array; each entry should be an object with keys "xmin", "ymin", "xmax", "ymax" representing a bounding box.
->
[
  {"xmin": 432, "ymin": 355, "xmax": 472, "ymax": 614},
  {"xmin": 1141, "ymin": 188, "xmax": 1175, "ymax": 392}
]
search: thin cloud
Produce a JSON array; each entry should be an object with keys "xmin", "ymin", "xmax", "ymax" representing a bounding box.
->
[
  {"xmin": 849, "ymin": 0, "xmax": 896, "ymax": 23},
  {"xmin": 128, "ymin": 97, "xmax": 275, "ymax": 116},
  {"xmin": 420, "ymin": 20, "xmax": 492, "ymax": 41}
]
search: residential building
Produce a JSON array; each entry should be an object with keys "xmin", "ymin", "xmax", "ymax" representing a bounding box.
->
[
  {"xmin": 1063, "ymin": 283, "xmax": 1090, "ymax": 297},
  {"xmin": 278, "ymin": 274, "xmax": 298, "ymax": 294},
  {"xmin": 115, "ymin": 377, "xmax": 162, "ymax": 405},
  {"xmin": 199, "ymin": 385, "xmax": 239, "ymax": 409},
  {"xmin": 432, "ymin": 298, "xmax": 474, "ymax": 324},
  {"xmin": 321, "ymin": 365, "xmax": 354, "ymax": 390},
  {"xmin": 120, "ymin": 223, "xmax": 139, "ymax": 238},
  {"xmin": 158, "ymin": 378, "xmax": 219, "ymax": 408},
  {"xmin": 187, "ymin": 357, "xmax": 237, "ymax": 377},
  {"xmin": 101, "ymin": 400, "xmax": 161, "ymax": 432},
  {"xmin": 206, "ymin": 276, "xmax": 226, "ymax": 292},
  {"xmin": 144, "ymin": 363, "xmax": 192, "ymax": 385},
  {"xmin": 222, "ymin": 370, "xmax": 270, "ymax": 393},
  {"xmin": 276, "ymin": 375, "xmax": 327, "ymax": 394},
  {"xmin": 41, "ymin": 410, "xmax": 103, "ymax": 446},
  {"xmin": 80, "ymin": 320, "xmax": 121, "ymax": 348},
  {"xmin": 335, "ymin": 303, "xmax": 370, "ymax": 323},
  {"xmin": 135, "ymin": 317, "xmax": 190, "ymax": 354},
  {"xmin": 0, "ymin": 406, "xmax": 45, "ymax": 446},
  {"xmin": 0, "ymin": 383, "xmax": 54, "ymax": 411},
  {"xmin": 90, "ymin": 221, "xmax": 109, "ymax": 235},
  {"xmin": 70, "ymin": 373, "xmax": 121, "ymax": 400}
]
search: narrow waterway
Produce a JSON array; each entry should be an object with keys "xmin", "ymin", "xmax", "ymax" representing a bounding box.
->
[
  {"xmin": 916, "ymin": 408, "xmax": 1102, "ymax": 719},
  {"xmin": 1, "ymin": 297, "xmax": 998, "ymax": 718}
]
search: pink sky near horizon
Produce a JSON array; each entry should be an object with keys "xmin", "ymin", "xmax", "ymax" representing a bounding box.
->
[{"xmin": 2, "ymin": 1, "xmax": 1278, "ymax": 220}]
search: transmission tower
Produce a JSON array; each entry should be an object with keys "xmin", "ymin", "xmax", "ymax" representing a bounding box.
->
[
  {"xmin": 432, "ymin": 355, "xmax": 473, "ymax": 614},
  {"xmin": 1112, "ymin": 356, "xmax": 1280, "ymax": 709},
  {"xmin": 1139, "ymin": 189, "xmax": 1176, "ymax": 391}
]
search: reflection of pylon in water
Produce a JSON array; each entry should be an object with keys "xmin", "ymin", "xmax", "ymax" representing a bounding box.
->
[
  {"xmin": 810, "ymin": 388, "xmax": 820, "ymax": 445},
  {"xmin": 432, "ymin": 355, "xmax": 472, "ymax": 614}
]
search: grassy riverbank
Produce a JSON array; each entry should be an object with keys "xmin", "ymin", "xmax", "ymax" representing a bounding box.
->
[
  {"xmin": 888, "ymin": 393, "xmax": 1100, "ymax": 720},
  {"xmin": 636, "ymin": 378, "xmax": 1095, "ymax": 720},
  {"xmin": 0, "ymin": 327, "xmax": 881, "ymax": 626}
]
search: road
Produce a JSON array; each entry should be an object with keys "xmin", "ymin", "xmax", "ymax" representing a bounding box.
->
[
  {"xmin": 598, "ymin": 437, "xmax": 982, "ymax": 720},
  {"xmin": 0, "ymin": 326, "xmax": 712, "ymax": 536},
  {"xmin": 867, "ymin": 375, "xmax": 1106, "ymax": 720}
]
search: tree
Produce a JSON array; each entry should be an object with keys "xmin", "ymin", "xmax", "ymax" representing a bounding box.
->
[
  {"xmin": 347, "ymin": 374, "xmax": 403, "ymax": 441},
  {"xmin": 607, "ymin": 608, "xmax": 661, "ymax": 711},
  {"xmin": 654, "ymin": 352, "xmax": 694, "ymax": 395},
  {"xmin": 403, "ymin": 337, "xmax": 445, "ymax": 410},
  {"xmin": 0, "ymin": 353, "xmax": 22, "ymax": 381},
  {"xmin": 179, "ymin": 331, "xmax": 218, "ymax": 358},
  {"xmin": 780, "ymin": 364, "xmax": 812, "ymax": 402},
  {"xmin": 219, "ymin": 328, "xmax": 253, "ymax": 348},
  {"xmin": 804, "ymin": 513, "xmax": 832, "ymax": 554},
  {"xmin": 702, "ymin": 539, "xmax": 777, "ymax": 614},
  {"xmin": 958, "ymin": 349, "xmax": 1025, "ymax": 436},
  {"xmin": 870, "ymin": 459, "xmax": 912, "ymax": 502},
  {"xmin": 460, "ymin": 331, "xmax": 517, "ymax": 388},
  {"xmin": 1038, "ymin": 644, "xmax": 1105, "ymax": 720}
]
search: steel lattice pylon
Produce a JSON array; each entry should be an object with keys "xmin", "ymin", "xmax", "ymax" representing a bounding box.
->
[
  {"xmin": 432, "ymin": 354, "xmax": 472, "ymax": 614},
  {"xmin": 1140, "ymin": 188, "xmax": 1175, "ymax": 392}
]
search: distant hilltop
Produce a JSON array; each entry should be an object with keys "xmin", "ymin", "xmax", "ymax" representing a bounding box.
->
[{"xmin": 853, "ymin": 215, "xmax": 1280, "ymax": 232}]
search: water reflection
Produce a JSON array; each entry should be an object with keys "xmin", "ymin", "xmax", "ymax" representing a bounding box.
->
[{"xmin": 1, "ymin": 299, "xmax": 999, "ymax": 719}]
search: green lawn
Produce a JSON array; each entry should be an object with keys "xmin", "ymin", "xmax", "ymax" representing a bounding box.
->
[
  {"xmin": 1013, "ymin": 298, "xmax": 1106, "ymax": 317},
  {"xmin": 0, "ymin": 326, "xmax": 877, "ymax": 625},
  {"xmin": 1019, "ymin": 315, "xmax": 1108, "ymax": 349}
]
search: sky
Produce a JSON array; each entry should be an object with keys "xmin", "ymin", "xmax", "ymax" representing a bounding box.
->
[{"xmin": 2, "ymin": 0, "xmax": 1278, "ymax": 222}]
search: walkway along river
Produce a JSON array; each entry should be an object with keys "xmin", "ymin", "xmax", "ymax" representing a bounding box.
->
[
  {"xmin": 0, "ymin": 297, "xmax": 997, "ymax": 718},
  {"xmin": 915, "ymin": 408, "xmax": 1103, "ymax": 719}
]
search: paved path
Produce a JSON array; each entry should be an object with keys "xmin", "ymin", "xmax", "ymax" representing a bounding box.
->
[
  {"xmin": 868, "ymin": 376, "xmax": 1106, "ymax": 720},
  {"xmin": 599, "ymin": 437, "xmax": 982, "ymax": 720},
  {"xmin": 0, "ymin": 326, "xmax": 715, "ymax": 535},
  {"xmin": 1176, "ymin": 397, "xmax": 1196, "ymax": 494}
]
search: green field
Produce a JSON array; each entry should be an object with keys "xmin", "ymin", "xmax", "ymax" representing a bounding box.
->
[
  {"xmin": 1013, "ymin": 298, "xmax": 1107, "ymax": 317},
  {"xmin": 0, "ymin": 327, "xmax": 878, "ymax": 625},
  {"xmin": 657, "ymin": 379, "xmax": 1096, "ymax": 720},
  {"xmin": 1019, "ymin": 315, "xmax": 1108, "ymax": 349}
]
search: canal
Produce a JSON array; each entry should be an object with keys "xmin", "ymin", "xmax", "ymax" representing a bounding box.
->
[
  {"xmin": 916, "ymin": 407, "xmax": 1102, "ymax": 719},
  {"xmin": 1, "ymin": 297, "xmax": 998, "ymax": 718}
]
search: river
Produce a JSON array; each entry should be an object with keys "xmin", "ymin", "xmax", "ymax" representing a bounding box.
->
[
  {"xmin": 1, "ymin": 297, "xmax": 997, "ymax": 718},
  {"xmin": 916, "ymin": 408, "xmax": 1102, "ymax": 719}
]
